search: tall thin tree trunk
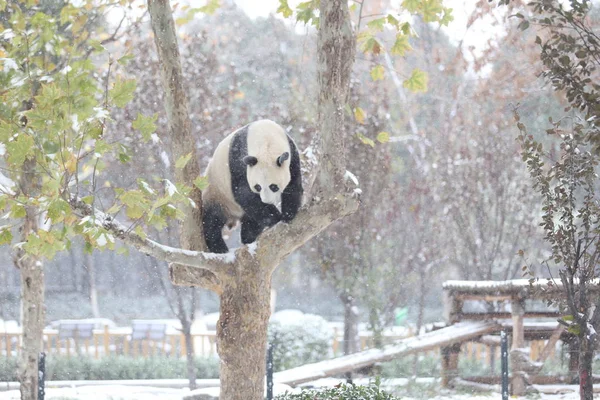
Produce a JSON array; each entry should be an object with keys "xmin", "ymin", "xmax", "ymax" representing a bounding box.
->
[
  {"xmin": 413, "ymin": 269, "xmax": 427, "ymax": 376},
  {"xmin": 342, "ymin": 293, "xmax": 359, "ymax": 356},
  {"xmin": 341, "ymin": 292, "xmax": 359, "ymax": 382},
  {"xmin": 579, "ymin": 334, "xmax": 593, "ymax": 400},
  {"xmin": 175, "ymin": 287, "xmax": 197, "ymax": 390},
  {"xmin": 182, "ymin": 318, "xmax": 197, "ymax": 390},
  {"xmin": 217, "ymin": 259, "xmax": 271, "ymax": 400},
  {"xmin": 15, "ymin": 158, "xmax": 44, "ymax": 400},
  {"xmin": 85, "ymin": 251, "xmax": 100, "ymax": 319}
]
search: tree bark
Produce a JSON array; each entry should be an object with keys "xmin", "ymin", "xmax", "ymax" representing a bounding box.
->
[
  {"xmin": 579, "ymin": 335, "xmax": 593, "ymax": 400},
  {"xmin": 14, "ymin": 158, "xmax": 44, "ymax": 400},
  {"xmin": 147, "ymin": 0, "xmax": 219, "ymax": 293},
  {"xmin": 85, "ymin": 250, "xmax": 100, "ymax": 319},
  {"xmin": 308, "ymin": 0, "xmax": 356, "ymax": 198},
  {"xmin": 217, "ymin": 254, "xmax": 272, "ymax": 400},
  {"xmin": 175, "ymin": 288, "xmax": 197, "ymax": 390}
]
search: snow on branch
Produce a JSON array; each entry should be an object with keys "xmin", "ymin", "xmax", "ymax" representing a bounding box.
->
[
  {"xmin": 68, "ymin": 198, "xmax": 232, "ymax": 279},
  {"xmin": 256, "ymin": 194, "xmax": 359, "ymax": 269}
]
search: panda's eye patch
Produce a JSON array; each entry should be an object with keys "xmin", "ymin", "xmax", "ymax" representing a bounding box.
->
[
  {"xmin": 254, "ymin": 184, "xmax": 262, "ymax": 192},
  {"xmin": 269, "ymin": 184, "xmax": 279, "ymax": 193}
]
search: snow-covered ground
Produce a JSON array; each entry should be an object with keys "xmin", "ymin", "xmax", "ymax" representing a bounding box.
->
[
  {"xmin": 0, "ymin": 381, "xmax": 585, "ymax": 400},
  {"xmin": 0, "ymin": 386, "xmax": 584, "ymax": 400}
]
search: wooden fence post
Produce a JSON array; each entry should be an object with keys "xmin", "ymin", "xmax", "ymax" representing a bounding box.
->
[
  {"xmin": 103, "ymin": 325, "xmax": 110, "ymax": 357},
  {"xmin": 441, "ymin": 343, "xmax": 461, "ymax": 387},
  {"xmin": 510, "ymin": 298, "xmax": 527, "ymax": 396}
]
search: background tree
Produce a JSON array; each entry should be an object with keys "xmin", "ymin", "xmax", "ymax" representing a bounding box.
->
[{"xmin": 514, "ymin": 1, "xmax": 600, "ymax": 398}]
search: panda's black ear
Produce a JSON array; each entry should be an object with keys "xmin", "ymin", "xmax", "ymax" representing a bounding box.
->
[
  {"xmin": 243, "ymin": 156, "xmax": 258, "ymax": 166},
  {"xmin": 277, "ymin": 152, "xmax": 289, "ymax": 167}
]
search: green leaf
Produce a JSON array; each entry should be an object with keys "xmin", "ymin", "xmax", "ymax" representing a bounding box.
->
[
  {"xmin": 109, "ymin": 77, "xmax": 136, "ymax": 108},
  {"xmin": 370, "ymin": 65, "xmax": 385, "ymax": 81},
  {"xmin": 193, "ymin": 176, "xmax": 210, "ymax": 191},
  {"xmin": 94, "ymin": 139, "xmax": 111, "ymax": 156},
  {"xmin": 367, "ymin": 17, "xmax": 386, "ymax": 32},
  {"xmin": 386, "ymin": 14, "xmax": 400, "ymax": 29},
  {"xmin": 120, "ymin": 190, "xmax": 147, "ymax": 219},
  {"xmin": 47, "ymin": 198, "xmax": 71, "ymax": 222},
  {"xmin": 356, "ymin": 133, "xmax": 375, "ymax": 148},
  {"xmin": 0, "ymin": 228, "xmax": 12, "ymax": 245},
  {"xmin": 402, "ymin": 0, "xmax": 420, "ymax": 13},
  {"xmin": 198, "ymin": 0, "xmax": 220, "ymax": 15},
  {"xmin": 6, "ymin": 134, "xmax": 35, "ymax": 167},
  {"xmin": 358, "ymin": 33, "xmax": 383, "ymax": 55},
  {"xmin": 132, "ymin": 113, "xmax": 157, "ymax": 141},
  {"xmin": 391, "ymin": 33, "xmax": 412, "ymax": 56},
  {"xmin": 175, "ymin": 152, "xmax": 193, "ymax": 169},
  {"xmin": 277, "ymin": 0, "xmax": 293, "ymax": 17},
  {"xmin": 403, "ymin": 68, "xmax": 428, "ymax": 93},
  {"xmin": 118, "ymin": 144, "xmax": 131, "ymax": 163},
  {"xmin": 421, "ymin": 0, "xmax": 443, "ymax": 22},
  {"xmin": 354, "ymin": 107, "xmax": 366, "ymax": 124},
  {"xmin": 440, "ymin": 8, "xmax": 454, "ymax": 26},
  {"xmin": 377, "ymin": 131, "xmax": 390, "ymax": 143},
  {"xmin": 10, "ymin": 204, "xmax": 26, "ymax": 219},
  {"xmin": 117, "ymin": 54, "xmax": 134, "ymax": 66},
  {"xmin": 518, "ymin": 20, "xmax": 530, "ymax": 31}
]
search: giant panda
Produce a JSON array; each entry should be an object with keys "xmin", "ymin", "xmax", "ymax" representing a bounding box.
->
[{"xmin": 202, "ymin": 119, "xmax": 303, "ymax": 253}]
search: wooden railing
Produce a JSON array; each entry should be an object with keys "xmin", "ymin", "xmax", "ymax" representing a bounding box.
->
[
  {"xmin": 1, "ymin": 327, "xmax": 218, "ymax": 359},
  {"xmin": 2, "ymin": 326, "xmax": 559, "ymax": 364}
]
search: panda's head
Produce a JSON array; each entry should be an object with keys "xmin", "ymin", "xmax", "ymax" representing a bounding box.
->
[{"xmin": 243, "ymin": 151, "xmax": 290, "ymax": 209}]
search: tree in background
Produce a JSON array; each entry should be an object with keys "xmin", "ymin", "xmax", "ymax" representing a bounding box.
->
[
  {"xmin": 0, "ymin": 1, "xmax": 142, "ymax": 397},
  {"xmin": 515, "ymin": 1, "xmax": 600, "ymax": 398}
]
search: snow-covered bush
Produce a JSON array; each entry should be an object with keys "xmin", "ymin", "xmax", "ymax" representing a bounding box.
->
[
  {"xmin": 275, "ymin": 380, "xmax": 399, "ymax": 400},
  {"xmin": 268, "ymin": 310, "xmax": 333, "ymax": 371}
]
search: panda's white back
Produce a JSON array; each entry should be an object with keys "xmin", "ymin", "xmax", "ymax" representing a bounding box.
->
[
  {"xmin": 246, "ymin": 119, "xmax": 290, "ymax": 161},
  {"xmin": 203, "ymin": 129, "xmax": 244, "ymax": 223}
]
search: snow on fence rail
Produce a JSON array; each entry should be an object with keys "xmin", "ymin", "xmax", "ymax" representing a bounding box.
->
[{"xmin": 274, "ymin": 321, "xmax": 501, "ymax": 387}]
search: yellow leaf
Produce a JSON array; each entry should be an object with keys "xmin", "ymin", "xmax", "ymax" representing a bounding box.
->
[
  {"xmin": 354, "ymin": 107, "xmax": 366, "ymax": 124},
  {"xmin": 370, "ymin": 65, "xmax": 385, "ymax": 81},
  {"xmin": 65, "ymin": 153, "xmax": 77, "ymax": 173},
  {"xmin": 377, "ymin": 131, "xmax": 390, "ymax": 143}
]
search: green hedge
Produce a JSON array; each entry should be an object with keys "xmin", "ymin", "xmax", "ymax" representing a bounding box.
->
[
  {"xmin": 0, "ymin": 356, "xmax": 219, "ymax": 381},
  {"xmin": 276, "ymin": 380, "xmax": 399, "ymax": 400}
]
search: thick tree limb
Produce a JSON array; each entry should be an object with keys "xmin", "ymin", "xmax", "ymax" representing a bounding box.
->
[
  {"xmin": 69, "ymin": 198, "xmax": 231, "ymax": 280},
  {"xmin": 256, "ymin": 194, "xmax": 359, "ymax": 270},
  {"xmin": 307, "ymin": 0, "xmax": 356, "ymax": 198},
  {"xmin": 147, "ymin": 0, "xmax": 216, "ymax": 291}
]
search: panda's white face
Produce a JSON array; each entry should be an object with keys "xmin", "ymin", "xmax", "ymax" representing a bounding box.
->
[{"xmin": 244, "ymin": 152, "xmax": 291, "ymax": 211}]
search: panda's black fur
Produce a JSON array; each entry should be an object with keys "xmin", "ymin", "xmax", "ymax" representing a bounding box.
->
[{"xmin": 202, "ymin": 120, "xmax": 303, "ymax": 253}]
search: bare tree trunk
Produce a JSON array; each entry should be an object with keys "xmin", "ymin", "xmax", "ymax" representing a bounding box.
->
[
  {"xmin": 341, "ymin": 292, "xmax": 359, "ymax": 382},
  {"xmin": 147, "ymin": 0, "xmax": 220, "ymax": 292},
  {"xmin": 579, "ymin": 335, "xmax": 593, "ymax": 400},
  {"xmin": 217, "ymin": 257, "xmax": 271, "ymax": 400},
  {"xmin": 175, "ymin": 288, "xmax": 197, "ymax": 390},
  {"xmin": 85, "ymin": 251, "xmax": 100, "ymax": 319},
  {"xmin": 14, "ymin": 158, "xmax": 44, "ymax": 400},
  {"xmin": 413, "ymin": 269, "xmax": 427, "ymax": 376}
]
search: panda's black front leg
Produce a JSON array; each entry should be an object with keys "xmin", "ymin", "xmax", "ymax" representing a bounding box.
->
[
  {"xmin": 241, "ymin": 215, "xmax": 264, "ymax": 245},
  {"xmin": 203, "ymin": 204, "xmax": 229, "ymax": 253}
]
